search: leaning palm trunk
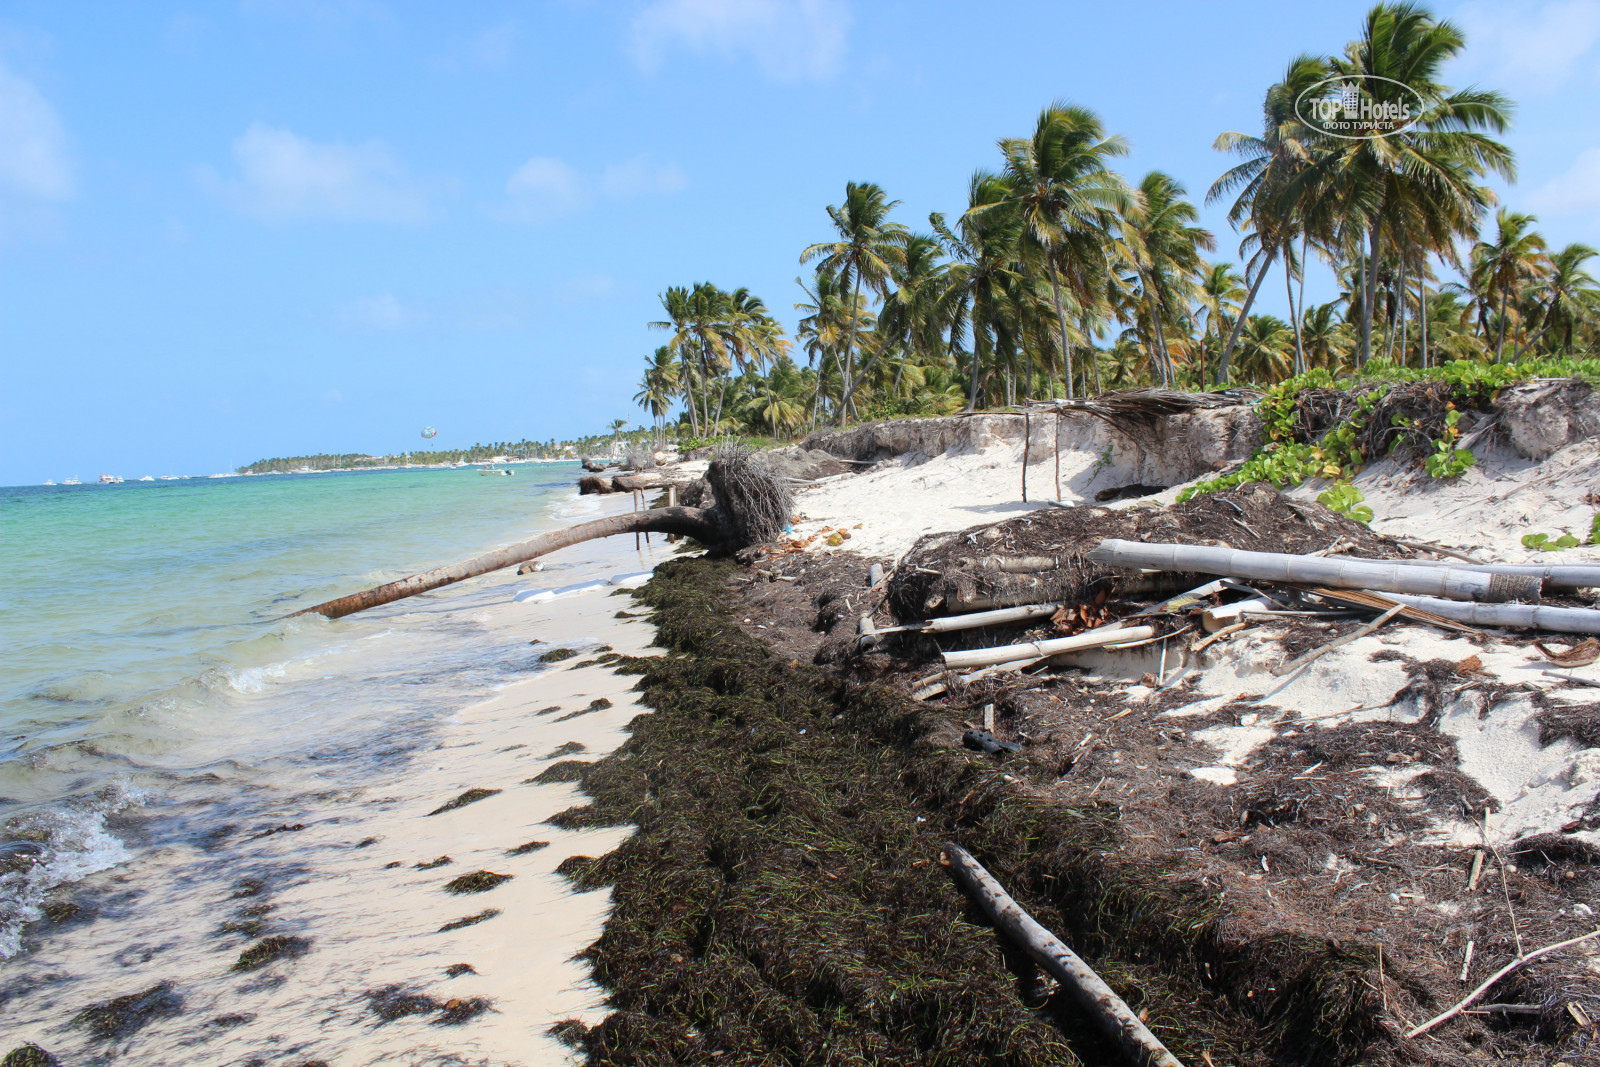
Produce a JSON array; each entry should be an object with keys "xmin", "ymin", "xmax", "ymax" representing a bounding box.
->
[
  {"xmin": 1088, "ymin": 540, "xmax": 1541, "ymax": 603},
  {"xmin": 298, "ymin": 449, "xmax": 791, "ymax": 621},
  {"xmin": 295, "ymin": 507, "xmax": 719, "ymax": 620},
  {"xmin": 1217, "ymin": 259, "xmax": 1271, "ymax": 383}
]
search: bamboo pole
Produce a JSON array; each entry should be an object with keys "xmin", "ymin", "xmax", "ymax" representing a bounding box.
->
[
  {"xmin": 942, "ymin": 625, "xmax": 1155, "ymax": 670},
  {"xmin": 1378, "ymin": 592, "xmax": 1600, "ymax": 634},
  {"xmin": 943, "ymin": 844, "xmax": 1185, "ymax": 1067},
  {"xmin": 1088, "ymin": 540, "xmax": 1540, "ymax": 603},
  {"xmin": 295, "ymin": 506, "xmax": 720, "ymax": 620}
]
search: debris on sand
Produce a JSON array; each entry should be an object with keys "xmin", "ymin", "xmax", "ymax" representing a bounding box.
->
[
  {"xmin": 426, "ymin": 787, "xmax": 501, "ymax": 816},
  {"xmin": 72, "ymin": 982, "xmax": 184, "ymax": 1039},
  {"xmin": 442, "ymin": 871, "xmax": 511, "ymax": 894},
  {"xmin": 233, "ymin": 935, "xmax": 311, "ymax": 971}
]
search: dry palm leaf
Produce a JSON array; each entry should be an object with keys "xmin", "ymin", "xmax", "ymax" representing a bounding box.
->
[{"xmin": 1534, "ymin": 638, "xmax": 1600, "ymax": 667}]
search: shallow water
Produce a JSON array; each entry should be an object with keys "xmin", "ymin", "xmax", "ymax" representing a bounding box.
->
[{"xmin": 0, "ymin": 465, "xmax": 659, "ymax": 1062}]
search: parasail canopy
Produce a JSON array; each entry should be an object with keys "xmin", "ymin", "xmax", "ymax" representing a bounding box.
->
[{"xmin": 421, "ymin": 426, "xmax": 438, "ymax": 439}]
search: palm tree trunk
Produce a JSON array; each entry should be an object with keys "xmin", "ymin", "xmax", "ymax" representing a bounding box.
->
[
  {"xmin": 1359, "ymin": 223, "xmax": 1380, "ymax": 367},
  {"xmin": 838, "ymin": 266, "xmax": 864, "ymax": 426},
  {"xmin": 1285, "ymin": 255, "xmax": 1304, "ymax": 376},
  {"xmin": 1045, "ymin": 265, "xmax": 1076, "ymax": 400},
  {"xmin": 1218, "ymin": 259, "xmax": 1271, "ymax": 384},
  {"xmin": 1289, "ymin": 233, "xmax": 1306, "ymax": 375},
  {"xmin": 1419, "ymin": 272, "xmax": 1429, "ymax": 368},
  {"xmin": 295, "ymin": 506, "xmax": 721, "ymax": 620},
  {"xmin": 1496, "ymin": 288, "xmax": 1508, "ymax": 361}
]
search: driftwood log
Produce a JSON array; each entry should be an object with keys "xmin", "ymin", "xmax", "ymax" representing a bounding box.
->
[
  {"xmin": 1089, "ymin": 540, "xmax": 1540, "ymax": 603},
  {"xmin": 943, "ymin": 843, "xmax": 1185, "ymax": 1067}
]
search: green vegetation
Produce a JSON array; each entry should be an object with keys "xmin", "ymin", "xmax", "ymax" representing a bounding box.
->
[{"xmin": 629, "ymin": 3, "xmax": 1596, "ymax": 444}]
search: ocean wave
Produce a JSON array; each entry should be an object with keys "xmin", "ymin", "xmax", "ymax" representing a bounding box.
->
[{"xmin": 0, "ymin": 780, "xmax": 141, "ymax": 958}]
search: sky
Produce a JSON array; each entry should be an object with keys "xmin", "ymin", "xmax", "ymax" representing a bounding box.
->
[{"xmin": 1, "ymin": 0, "xmax": 1598, "ymax": 486}]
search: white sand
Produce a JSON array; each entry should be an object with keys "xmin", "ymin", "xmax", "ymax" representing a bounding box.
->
[{"xmin": 790, "ymin": 423, "xmax": 1600, "ymax": 849}]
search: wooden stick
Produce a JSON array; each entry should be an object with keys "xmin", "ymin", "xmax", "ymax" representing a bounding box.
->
[
  {"xmin": 1394, "ymin": 538, "xmax": 1485, "ymax": 565},
  {"xmin": 1406, "ymin": 928, "xmax": 1600, "ymax": 1038},
  {"xmin": 942, "ymin": 844, "xmax": 1185, "ymax": 1067},
  {"xmin": 1021, "ymin": 410, "xmax": 1030, "ymax": 504},
  {"xmin": 1544, "ymin": 669, "xmax": 1600, "ymax": 688},
  {"xmin": 1467, "ymin": 850, "xmax": 1485, "ymax": 892},
  {"xmin": 1054, "ymin": 411, "xmax": 1062, "ymax": 501},
  {"xmin": 1458, "ymin": 940, "xmax": 1474, "ymax": 982},
  {"xmin": 1193, "ymin": 621, "xmax": 1248, "ymax": 653},
  {"xmin": 1271, "ymin": 605, "xmax": 1403, "ymax": 678}
]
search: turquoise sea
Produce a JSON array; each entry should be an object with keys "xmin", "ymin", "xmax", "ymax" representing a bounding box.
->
[{"xmin": 0, "ymin": 464, "xmax": 586, "ymax": 959}]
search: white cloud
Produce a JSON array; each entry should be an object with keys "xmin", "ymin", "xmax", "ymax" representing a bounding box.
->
[
  {"xmin": 602, "ymin": 154, "xmax": 688, "ymax": 198},
  {"xmin": 501, "ymin": 156, "xmax": 587, "ymax": 222},
  {"xmin": 0, "ymin": 59, "xmax": 74, "ymax": 201},
  {"xmin": 1452, "ymin": 0, "xmax": 1600, "ymax": 92},
  {"xmin": 1530, "ymin": 147, "xmax": 1600, "ymax": 216},
  {"xmin": 628, "ymin": 0, "xmax": 849, "ymax": 82},
  {"xmin": 341, "ymin": 293, "xmax": 424, "ymax": 331},
  {"xmin": 206, "ymin": 123, "xmax": 428, "ymax": 223}
]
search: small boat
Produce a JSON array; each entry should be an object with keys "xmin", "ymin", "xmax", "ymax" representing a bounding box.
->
[
  {"xmin": 43, "ymin": 479, "xmax": 55, "ymax": 486},
  {"xmin": 62, "ymin": 477, "xmax": 81, "ymax": 485},
  {"xmin": 158, "ymin": 474, "xmax": 178, "ymax": 481},
  {"xmin": 479, "ymin": 468, "xmax": 514, "ymax": 476},
  {"xmin": 99, "ymin": 474, "xmax": 123, "ymax": 484},
  {"xmin": 138, "ymin": 475, "xmax": 154, "ymax": 482}
]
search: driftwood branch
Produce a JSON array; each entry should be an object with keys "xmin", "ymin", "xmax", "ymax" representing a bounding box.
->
[
  {"xmin": 294, "ymin": 506, "xmax": 719, "ymax": 620},
  {"xmin": 1272, "ymin": 604, "xmax": 1404, "ymax": 677},
  {"xmin": 1406, "ymin": 928, "xmax": 1600, "ymax": 1039},
  {"xmin": 943, "ymin": 844, "xmax": 1185, "ymax": 1067}
]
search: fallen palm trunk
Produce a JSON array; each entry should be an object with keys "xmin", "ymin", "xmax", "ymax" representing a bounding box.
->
[
  {"xmin": 295, "ymin": 507, "xmax": 721, "ymax": 619},
  {"xmin": 942, "ymin": 624, "xmax": 1155, "ymax": 670},
  {"xmin": 942, "ymin": 843, "xmax": 1185, "ymax": 1067},
  {"xmin": 1089, "ymin": 540, "xmax": 1540, "ymax": 603},
  {"xmin": 1349, "ymin": 558, "xmax": 1600, "ymax": 590},
  {"xmin": 1376, "ymin": 592, "xmax": 1600, "ymax": 635}
]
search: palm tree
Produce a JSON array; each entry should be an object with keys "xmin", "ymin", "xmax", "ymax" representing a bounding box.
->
[
  {"xmin": 634, "ymin": 345, "xmax": 681, "ymax": 447},
  {"xmin": 800, "ymin": 182, "xmax": 909, "ymax": 424},
  {"xmin": 1300, "ymin": 301, "xmax": 1353, "ymax": 371},
  {"xmin": 1469, "ymin": 210, "xmax": 1549, "ymax": 359},
  {"xmin": 933, "ymin": 172, "xmax": 1025, "ymax": 410},
  {"xmin": 1194, "ymin": 262, "xmax": 1247, "ymax": 385},
  {"xmin": 1316, "ymin": 2, "xmax": 1514, "ymax": 365},
  {"xmin": 1233, "ymin": 315, "xmax": 1295, "ymax": 383},
  {"xmin": 1209, "ymin": 55, "xmax": 1330, "ymax": 382},
  {"xmin": 1115, "ymin": 172, "xmax": 1214, "ymax": 386},
  {"xmin": 1514, "ymin": 242, "xmax": 1599, "ymax": 356},
  {"xmin": 985, "ymin": 102, "xmax": 1132, "ymax": 398}
]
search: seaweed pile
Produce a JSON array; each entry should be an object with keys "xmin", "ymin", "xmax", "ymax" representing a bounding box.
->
[{"xmin": 549, "ymin": 557, "xmax": 1398, "ymax": 1066}]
